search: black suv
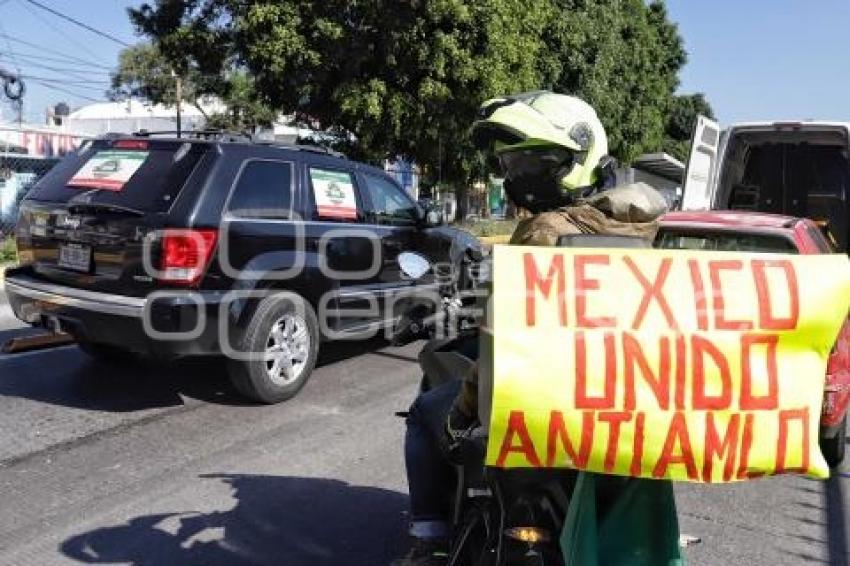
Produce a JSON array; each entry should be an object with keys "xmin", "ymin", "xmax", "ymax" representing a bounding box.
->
[{"xmin": 4, "ymin": 133, "xmax": 480, "ymax": 403}]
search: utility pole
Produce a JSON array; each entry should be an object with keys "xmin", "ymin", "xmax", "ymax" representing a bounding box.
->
[
  {"xmin": 172, "ymin": 69, "xmax": 182, "ymax": 137},
  {"xmin": 437, "ymin": 137, "xmax": 442, "ymax": 187},
  {"xmin": 1, "ymin": 65, "xmax": 25, "ymax": 125}
]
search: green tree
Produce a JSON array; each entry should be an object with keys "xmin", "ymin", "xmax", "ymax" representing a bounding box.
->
[
  {"xmin": 129, "ymin": 0, "xmax": 556, "ymax": 217},
  {"xmin": 110, "ymin": 42, "xmax": 275, "ymax": 132},
  {"xmin": 663, "ymin": 93, "xmax": 716, "ymax": 163},
  {"xmin": 543, "ymin": 0, "xmax": 688, "ymax": 164},
  {"xmin": 128, "ymin": 0, "xmax": 695, "ymax": 214},
  {"xmin": 110, "ymin": 43, "xmax": 178, "ymax": 104}
]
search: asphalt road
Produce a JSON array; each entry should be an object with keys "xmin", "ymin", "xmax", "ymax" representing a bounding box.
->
[{"xmin": 0, "ymin": 327, "xmax": 848, "ymax": 565}]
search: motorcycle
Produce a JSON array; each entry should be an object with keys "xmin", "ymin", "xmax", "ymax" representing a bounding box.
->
[
  {"xmin": 393, "ymin": 234, "xmax": 653, "ymax": 565},
  {"xmin": 393, "ymin": 249, "xmax": 572, "ymax": 566}
]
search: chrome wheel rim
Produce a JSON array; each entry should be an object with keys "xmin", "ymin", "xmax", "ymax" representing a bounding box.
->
[{"xmin": 264, "ymin": 313, "xmax": 310, "ymax": 386}]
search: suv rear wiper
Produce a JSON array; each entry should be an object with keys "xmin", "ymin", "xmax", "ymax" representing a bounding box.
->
[{"xmin": 66, "ymin": 202, "xmax": 146, "ymax": 216}]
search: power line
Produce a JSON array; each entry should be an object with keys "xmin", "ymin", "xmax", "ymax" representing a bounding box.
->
[
  {"xmin": 0, "ymin": 19, "xmax": 21, "ymax": 74},
  {"xmin": 17, "ymin": 0, "xmax": 111, "ymax": 63},
  {"xmin": 0, "ymin": 54, "xmax": 112, "ymax": 78},
  {"xmin": 19, "ymin": 0, "xmax": 130, "ymax": 47},
  {"xmin": 1, "ymin": 32, "xmax": 113, "ymax": 68},
  {"xmin": 28, "ymin": 78, "xmax": 101, "ymax": 102},
  {"xmin": 0, "ymin": 57, "xmax": 112, "ymax": 80},
  {"xmin": 1, "ymin": 52, "xmax": 113, "ymax": 74},
  {"xmin": 18, "ymin": 75, "xmax": 110, "ymax": 88}
]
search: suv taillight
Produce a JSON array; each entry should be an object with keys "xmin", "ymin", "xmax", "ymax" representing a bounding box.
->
[{"xmin": 159, "ymin": 229, "xmax": 218, "ymax": 286}]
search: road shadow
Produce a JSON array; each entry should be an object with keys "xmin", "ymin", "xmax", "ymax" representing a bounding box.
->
[
  {"xmin": 0, "ymin": 337, "xmax": 395, "ymax": 413},
  {"xmin": 60, "ymin": 474, "xmax": 408, "ymax": 566},
  {"xmin": 0, "ymin": 347, "xmax": 238, "ymax": 411},
  {"xmin": 825, "ymin": 472, "xmax": 850, "ymax": 566},
  {"xmin": 315, "ymin": 336, "xmax": 390, "ymax": 367}
]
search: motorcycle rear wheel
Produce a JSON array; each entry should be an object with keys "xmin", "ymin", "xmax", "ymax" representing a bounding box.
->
[{"xmin": 450, "ymin": 505, "xmax": 495, "ymax": 566}]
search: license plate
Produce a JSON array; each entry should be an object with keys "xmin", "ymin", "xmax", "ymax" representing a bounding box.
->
[{"xmin": 58, "ymin": 243, "xmax": 92, "ymax": 272}]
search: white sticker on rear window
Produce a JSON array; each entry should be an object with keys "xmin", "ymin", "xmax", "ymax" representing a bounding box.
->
[
  {"xmin": 310, "ymin": 168, "xmax": 357, "ymax": 219},
  {"xmin": 68, "ymin": 150, "xmax": 149, "ymax": 192}
]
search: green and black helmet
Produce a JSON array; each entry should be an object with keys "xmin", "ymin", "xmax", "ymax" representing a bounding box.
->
[{"xmin": 472, "ymin": 91, "xmax": 612, "ymax": 212}]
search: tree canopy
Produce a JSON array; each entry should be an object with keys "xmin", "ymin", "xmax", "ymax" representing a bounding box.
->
[
  {"xmin": 110, "ymin": 42, "xmax": 276, "ymax": 131},
  {"xmin": 127, "ymin": 0, "xmax": 711, "ymax": 202},
  {"xmin": 663, "ymin": 93, "xmax": 716, "ymax": 163}
]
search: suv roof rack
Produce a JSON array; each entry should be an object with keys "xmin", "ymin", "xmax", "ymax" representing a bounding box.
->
[
  {"xmin": 129, "ymin": 129, "xmax": 346, "ymax": 158},
  {"xmin": 255, "ymin": 140, "xmax": 346, "ymax": 159},
  {"xmin": 133, "ymin": 129, "xmax": 252, "ymax": 142}
]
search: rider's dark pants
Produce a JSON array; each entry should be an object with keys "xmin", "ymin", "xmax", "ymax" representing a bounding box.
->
[{"xmin": 404, "ymin": 379, "xmax": 462, "ymax": 539}]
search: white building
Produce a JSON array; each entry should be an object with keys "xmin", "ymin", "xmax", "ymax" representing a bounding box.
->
[
  {"xmin": 0, "ymin": 122, "xmax": 85, "ymax": 158},
  {"xmin": 63, "ymin": 99, "xmax": 225, "ymax": 137},
  {"xmin": 62, "ymin": 98, "xmax": 319, "ymax": 142}
]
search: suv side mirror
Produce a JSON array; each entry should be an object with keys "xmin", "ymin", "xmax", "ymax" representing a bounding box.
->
[{"xmin": 425, "ymin": 209, "xmax": 443, "ymax": 227}]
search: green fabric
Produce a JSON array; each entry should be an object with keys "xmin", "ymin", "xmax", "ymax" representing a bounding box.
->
[{"xmin": 560, "ymin": 472, "xmax": 685, "ymax": 566}]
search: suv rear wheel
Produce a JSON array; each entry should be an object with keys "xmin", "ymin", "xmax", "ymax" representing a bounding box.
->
[{"xmin": 227, "ymin": 294, "xmax": 319, "ymax": 404}]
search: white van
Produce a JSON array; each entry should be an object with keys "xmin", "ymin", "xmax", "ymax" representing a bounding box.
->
[{"xmin": 681, "ymin": 117, "xmax": 850, "ymax": 250}]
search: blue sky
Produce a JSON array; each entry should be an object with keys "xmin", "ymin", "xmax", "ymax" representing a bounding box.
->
[
  {"xmin": 667, "ymin": 0, "xmax": 850, "ymax": 123},
  {"xmin": 0, "ymin": 0, "xmax": 136, "ymax": 123},
  {"xmin": 0, "ymin": 1, "xmax": 848, "ymax": 125}
]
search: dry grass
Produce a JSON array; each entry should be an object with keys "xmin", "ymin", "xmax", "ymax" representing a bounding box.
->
[
  {"xmin": 458, "ymin": 218, "xmax": 519, "ymax": 237},
  {"xmin": 1, "ymin": 236, "xmax": 16, "ymax": 264}
]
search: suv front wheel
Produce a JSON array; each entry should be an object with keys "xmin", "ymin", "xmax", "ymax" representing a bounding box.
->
[{"xmin": 227, "ymin": 294, "xmax": 320, "ymax": 404}]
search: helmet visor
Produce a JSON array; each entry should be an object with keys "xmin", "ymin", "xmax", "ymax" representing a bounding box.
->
[{"xmin": 498, "ymin": 148, "xmax": 575, "ymax": 182}]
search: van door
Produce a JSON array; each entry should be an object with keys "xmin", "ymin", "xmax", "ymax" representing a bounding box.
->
[{"xmin": 681, "ymin": 116, "xmax": 722, "ymax": 210}]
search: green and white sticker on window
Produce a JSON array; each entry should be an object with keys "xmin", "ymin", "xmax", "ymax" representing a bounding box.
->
[
  {"xmin": 311, "ymin": 168, "xmax": 357, "ymax": 219},
  {"xmin": 68, "ymin": 150, "xmax": 149, "ymax": 192}
]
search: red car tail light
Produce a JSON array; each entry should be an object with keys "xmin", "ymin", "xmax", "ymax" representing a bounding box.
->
[
  {"xmin": 159, "ymin": 229, "xmax": 218, "ymax": 286},
  {"xmin": 113, "ymin": 139, "xmax": 149, "ymax": 150}
]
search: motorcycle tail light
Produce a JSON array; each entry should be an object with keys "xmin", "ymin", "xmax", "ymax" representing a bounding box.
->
[{"xmin": 504, "ymin": 527, "xmax": 551, "ymax": 544}]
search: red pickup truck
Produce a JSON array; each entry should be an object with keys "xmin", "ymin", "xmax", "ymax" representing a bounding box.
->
[{"xmin": 656, "ymin": 210, "xmax": 850, "ymax": 467}]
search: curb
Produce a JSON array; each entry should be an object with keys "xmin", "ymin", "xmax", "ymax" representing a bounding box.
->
[
  {"xmin": 479, "ymin": 235, "xmax": 512, "ymax": 246},
  {"xmin": 2, "ymin": 332, "xmax": 74, "ymax": 354},
  {"xmin": 0, "ymin": 259, "xmax": 16, "ymax": 282}
]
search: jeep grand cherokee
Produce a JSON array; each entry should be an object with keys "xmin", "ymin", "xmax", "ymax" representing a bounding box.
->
[{"xmin": 4, "ymin": 133, "xmax": 480, "ymax": 403}]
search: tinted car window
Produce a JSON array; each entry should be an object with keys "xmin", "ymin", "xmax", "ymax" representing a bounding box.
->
[
  {"xmin": 25, "ymin": 140, "xmax": 206, "ymax": 213},
  {"xmin": 308, "ymin": 167, "xmax": 361, "ymax": 222},
  {"xmin": 655, "ymin": 229, "xmax": 798, "ymax": 253},
  {"xmin": 227, "ymin": 160, "xmax": 292, "ymax": 218},
  {"xmin": 362, "ymin": 173, "xmax": 418, "ymax": 226}
]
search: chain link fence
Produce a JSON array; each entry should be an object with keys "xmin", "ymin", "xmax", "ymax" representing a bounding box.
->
[
  {"xmin": 1, "ymin": 153, "xmax": 60, "ymax": 239},
  {"xmin": 0, "ymin": 125, "xmax": 85, "ymax": 245}
]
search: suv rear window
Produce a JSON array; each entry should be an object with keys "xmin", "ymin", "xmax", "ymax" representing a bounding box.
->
[
  {"xmin": 655, "ymin": 229, "xmax": 798, "ymax": 253},
  {"xmin": 25, "ymin": 140, "xmax": 207, "ymax": 213}
]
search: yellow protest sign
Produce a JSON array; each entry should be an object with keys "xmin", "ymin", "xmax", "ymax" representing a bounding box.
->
[{"xmin": 484, "ymin": 246, "xmax": 850, "ymax": 482}]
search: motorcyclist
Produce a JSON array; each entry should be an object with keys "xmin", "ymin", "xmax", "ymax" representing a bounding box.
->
[{"xmin": 394, "ymin": 91, "xmax": 675, "ymax": 565}]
